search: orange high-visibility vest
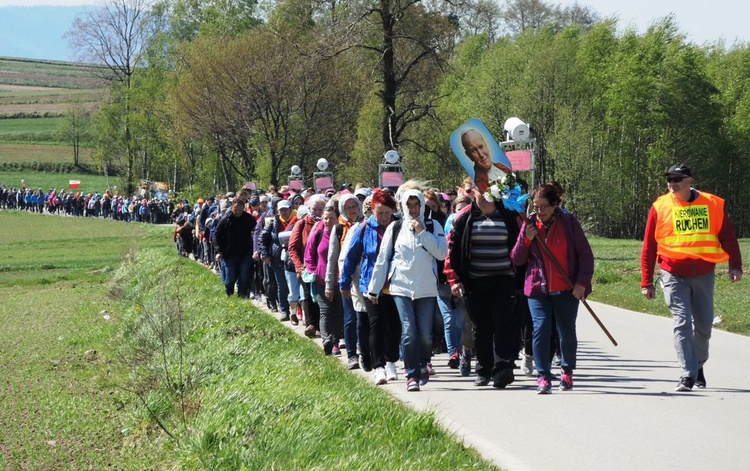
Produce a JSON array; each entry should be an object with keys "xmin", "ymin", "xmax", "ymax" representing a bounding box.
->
[{"xmin": 653, "ymin": 192, "xmax": 729, "ymax": 263}]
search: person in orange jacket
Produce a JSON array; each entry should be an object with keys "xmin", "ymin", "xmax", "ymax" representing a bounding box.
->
[{"xmin": 641, "ymin": 163, "xmax": 743, "ymax": 392}]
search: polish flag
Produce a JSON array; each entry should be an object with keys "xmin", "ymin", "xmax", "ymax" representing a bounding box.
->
[{"xmin": 69, "ymin": 180, "xmax": 81, "ymax": 189}]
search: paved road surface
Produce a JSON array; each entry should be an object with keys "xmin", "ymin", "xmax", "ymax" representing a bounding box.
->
[{"xmin": 274, "ymin": 300, "xmax": 750, "ymax": 471}]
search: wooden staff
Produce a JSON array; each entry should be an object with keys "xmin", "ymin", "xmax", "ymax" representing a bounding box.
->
[{"xmin": 519, "ymin": 212, "xmax": 618, "ymax": 346}]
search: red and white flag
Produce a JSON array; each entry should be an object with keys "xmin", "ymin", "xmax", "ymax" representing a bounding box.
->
[{"xmin": 69, "ymin": 180, "xmax": 81, "ymax": 189}]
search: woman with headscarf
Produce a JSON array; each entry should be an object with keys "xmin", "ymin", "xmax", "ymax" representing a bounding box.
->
[
  {"xmin": 325, "ymin": 194, "xmax": 366, "ymax": 369},
  {"xmin": 368, "ymin": 189, "xmax": 447, "ymax": 391}
]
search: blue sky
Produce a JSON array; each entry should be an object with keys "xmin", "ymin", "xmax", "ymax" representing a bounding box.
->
[
  {"xmin": 0, "ymin": 1, "xmax": 748, "ymax": 62},
  {"xmin": 558, "ymin": 0, "xmax": 749, "ymax": 46}
]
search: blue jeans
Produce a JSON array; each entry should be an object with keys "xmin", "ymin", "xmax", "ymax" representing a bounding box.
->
[
  {"xmin": 284, "ymin": 269, "xmax": 305, "ymax": 305},
  {"xmin": 341, "ymin": 294, "xmax": 359, "ymax": 359},
  {"xmin": 223, "ymin": 252, "xmax": 253, "ymax": 298},
  {"xmin": 270, "ymin": 260, "xmax": 290, "ymax": 315},
  {"xmin": 437, "ymin": 283, "xmax": 463, "ymax": 357},
  {"xmin": 528, "ymin": 291, "xmax": 579, "ymax": 380},
  {"xmin": 393, "ymin": 295, "xmax": 436, "ymax": 380}
]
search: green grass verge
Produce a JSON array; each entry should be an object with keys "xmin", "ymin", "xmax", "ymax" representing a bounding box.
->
[
  {"xmin": 0, "ymin": 211, "xmax": 497, "ymax": 469},
  {"xmin": 588, "ymin": 236, "xmax": 750, "ymax": 333},
  {"xmin": 0, "ymin": 212, "xmax": 173, "ymax": 468},
  {"xmin": 0, "ymin": 171, "xmax": 113, "ymax": 193},
  {"xmin": 109, "ymin": 248, "xmax": 496, "ymax": 469}
]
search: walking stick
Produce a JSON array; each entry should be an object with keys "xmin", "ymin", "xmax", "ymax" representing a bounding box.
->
[{"xmin": 519, "ymin": 212, "xmax": 618, "ymax": 346}]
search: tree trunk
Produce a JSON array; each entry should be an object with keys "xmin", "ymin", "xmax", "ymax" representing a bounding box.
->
[{"xmin": 381, "ymin": 0, "xmax": 397, "ymax": 151}]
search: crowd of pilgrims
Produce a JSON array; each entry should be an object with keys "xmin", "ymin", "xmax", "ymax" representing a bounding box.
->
[
  {"xmin": 0, "ymin": 185, "xmax": 173, "ymax": 223},
  {"xmin": 174, "ymin": 177, "xmax": 592, "ymax": 394},
  {"xmin": 0, "ymin": 176, "xmax": 589, "ymax": 395}
]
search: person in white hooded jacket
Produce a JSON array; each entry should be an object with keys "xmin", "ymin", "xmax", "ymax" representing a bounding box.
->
[{"xmin": 367, "ymin": 189, "xmax": 447, "ymax": 392}]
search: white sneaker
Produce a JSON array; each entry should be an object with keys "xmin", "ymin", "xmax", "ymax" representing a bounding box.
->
[
  {"xmin": 374, "ymin": 367, "xmax": 387, "ymax": 385},
  {"xmin": 521, "ymin": 354, "xmax": 534, "ymax": 376},
  {"xmin": 385, "ymin": 361, "xmax": 398, "ymax": 381}
]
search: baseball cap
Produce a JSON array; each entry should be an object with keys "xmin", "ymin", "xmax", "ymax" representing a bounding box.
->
[
  {"xmin": 277, "ymin": 200, "xmax": 292, "ymax": 210},
  {"xmin": 664, "ymin": 163, "xmax": 692, "ymax": 177}
]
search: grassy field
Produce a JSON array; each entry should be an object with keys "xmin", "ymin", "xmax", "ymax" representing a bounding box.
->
[
  {"xmin": 0, "ymin": 57, "xmax": 102, "ymax": 168},
  {"xmin": 0, "ymin": 212, "xmax": 172, "ymax": 468},
  {"xmin": 0, "ymin": 171, "xmax": 114, "ymax": 194},
  {"xmin": 588, "ymin": 236, "xmax": 750, "ymax": 333},
  {"xmin": 0, "ymin": 143, "xmax": 95, "ymax": 165},
  {"xmin": 0, "ymin": 57, "xmax": 107, "ymax": 89},
  {"xmin": 0, "ymin": 211, "xmax": 499, "ymax": 469}
]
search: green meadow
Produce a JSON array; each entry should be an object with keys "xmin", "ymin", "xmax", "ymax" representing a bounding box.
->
[
  {"xmin": 0, "ymin": 212, "xmax": 499, "ymax": 469},
  {"xmin": 0, "ymin": 171, "xmax": 112, "ymax": 193}
]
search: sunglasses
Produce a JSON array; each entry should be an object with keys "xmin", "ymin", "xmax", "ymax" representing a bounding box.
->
[{"xmin": 666, "ymin": 176, "xmax": 686, "ymax": 183}]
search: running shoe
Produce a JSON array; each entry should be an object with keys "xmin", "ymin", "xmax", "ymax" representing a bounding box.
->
[
  {"xmin": 559, "ymin": 371, "xmax": 573, "ymax": 391},
  {"xmin": 373, "ymin": 367, "xmax": 387, "ymax": 385},
  {"xmin": 537, "ymin": 376, "xmax": 552, "ymax": 395},
  {"xmin": 696, "ymin": 368, "xmax": 706, "ymax": 388},
  {"xmin": 447, "ymin": 352, "xmax": 460, "ymax": 369},
  {"xmin": 521, "ymin": 353, "xmax": 534, "ymax": 376},
  {"xmin": 675, "ymin": 376, "xmax": 695, "ymax": 392},
  {"xmin": 385, "ymin": 361, "xmax": 399, "ymax": 381}
]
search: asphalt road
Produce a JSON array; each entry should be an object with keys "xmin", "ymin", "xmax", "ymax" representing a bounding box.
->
[{"xmin": 275, "ymin": 299, "xmax": 750, "ymax": 471}]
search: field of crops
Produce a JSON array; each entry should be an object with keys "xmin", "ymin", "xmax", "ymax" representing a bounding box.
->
[
  {"xmin": 0, "ymin": 57, "xmax": 102, "ymax": 165},
  {"xmin": 0, "ymin": 142, "xmax": 94, "ymax": 164}
]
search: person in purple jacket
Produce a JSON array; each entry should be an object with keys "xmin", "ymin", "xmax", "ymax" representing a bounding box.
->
[
  {"xmin": 305, "ymin": 203, "xmax": 344, "ymax": 355},
  {"xmin": 511, "ymin": 182, "xmax": 594, "ymax": 395}
]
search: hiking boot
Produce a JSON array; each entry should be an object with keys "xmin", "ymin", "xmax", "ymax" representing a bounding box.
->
[
  {"xmin": 385, "ymin": 362, "xmax": 399, "ymax": 381},
  {"xmin": 521, "ymin": 353, "xmax": 534, "ymax": 376},
  {"xmin": 696, "ymin": 368, "xmax": 706, "ymax": 388},
  {"xmin": 304, "ymin": 324, "xmax": 317, "ymax": 338},
  {"xmin": 675, "ymin": 376, "xmax": 695, "ymax": 392},
  {"xmin": 537, "ymin": 376, "xmax": 552, "ymax": 395},
  {"xmin": 459, "ymin": 350, "xmax": 471, "ymax": 377},
  {"xmin": 374, "ymin": 367, "xmax": 387, "ymax": 385},
  {"xmin": 447, "ymin": 352, "xmax": 460, "ymax": 369},
  {"xmin": 492, "ymin": 368, "xmax": 515, "ymax": 389},
  {"xmin": 474, "ymin": 376, "xmax": 490, "ymax": 386},
  {"xmin": 559, "ymin": 371, "xmax": 573, "ymax": 391},
  {"xmin": 347, "ymin": 356, "xmax": 360, "ymax": 370}
]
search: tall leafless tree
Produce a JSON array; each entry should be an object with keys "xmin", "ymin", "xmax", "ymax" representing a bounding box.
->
[{"xmin": 67, "ymin": 0, "xmax": 153, "ymax": 195}]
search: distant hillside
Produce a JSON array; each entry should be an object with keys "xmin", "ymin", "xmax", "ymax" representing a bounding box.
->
[
  {"xmin": 0, "ymin": 56, "xmax": 106, "ymax": 168},
  {"xmin": 0, "ymin": 6, "xmax": 90, "ymax": 62}
]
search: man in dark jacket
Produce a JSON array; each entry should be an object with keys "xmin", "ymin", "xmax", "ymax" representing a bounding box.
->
[{"xmin": 214, "ymin": 198, "xmax": 256, "ymax": 297}]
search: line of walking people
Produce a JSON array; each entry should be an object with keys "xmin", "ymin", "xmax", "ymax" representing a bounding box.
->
[{"xmin": 189, "ymin": 178, "xmax": 594, "ymax": 395}]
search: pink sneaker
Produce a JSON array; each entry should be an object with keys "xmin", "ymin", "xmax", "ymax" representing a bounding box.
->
[
  {"xmin": 537, "ymin": 376, "xmax": 552, "ymax": 395},
  {"xmin": 559, "ymin": 371, "xmax": 573, "ymax": 391}
]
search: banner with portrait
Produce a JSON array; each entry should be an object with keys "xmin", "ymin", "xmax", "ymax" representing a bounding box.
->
[{"xmin": 450, "ymin": 118, "xmax": 512, "ymax": 193}]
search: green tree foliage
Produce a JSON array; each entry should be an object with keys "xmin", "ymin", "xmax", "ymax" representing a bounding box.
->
[
  {"xmin": 169, "ymin": 25, "xmax": 363, "ymax": 188},
  {"xmin": 72, "ymin": 0, "xmax": 750, "ymax": 237}
]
